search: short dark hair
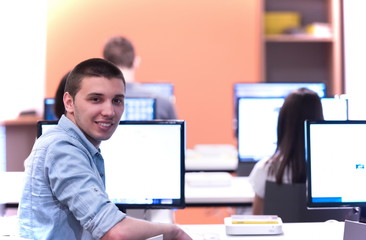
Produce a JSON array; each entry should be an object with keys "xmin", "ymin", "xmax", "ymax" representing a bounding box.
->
[
  {"xmin": 65, "ymin": 58, "xmax": 125, "ymax": 99},
  {"xmin": 103, "ymin": 36, "xmax": 135, "ymax": 68}
]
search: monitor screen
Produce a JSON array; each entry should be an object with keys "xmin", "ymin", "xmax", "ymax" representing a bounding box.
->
[
  {"xmin": 237, "ymin": 97, "xmax": 348, "ymax": 162},
  {"xmin": 232, "ymin": 83, "xmax": 327, "ymax": 138},
  {"xmin": 141, "ymin": 83, "xmax": 175, "ymax": 100},
  {"xmin": 305, "ymin": 120, "xmax": 366, "ymax": 213},
  {"xmin": 37, "ymin": 120, "xmax": 186, "ymax": 210},
  {"xmin": 121, "ymin": 97, "xmax": 156, "ymax": 120},
  {"xmin": 44, "ymin": 97, "xmax": 156, "ymax": 121},
  {"xmin": 44, "ymin": 98, "xmax": 58, "ymax": 120}
]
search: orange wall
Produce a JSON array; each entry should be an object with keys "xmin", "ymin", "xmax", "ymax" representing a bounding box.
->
[{"xmin": 46, "ymin": 0, "xmax": 261, "ymax": 148}]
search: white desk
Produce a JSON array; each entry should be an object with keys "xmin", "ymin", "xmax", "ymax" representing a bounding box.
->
[
  {"xmin": 0, "ymin": 217, "xmax": 346, "ymax": 240},
  {"xmin": 180, "ymin": 221, "xmax": 345, "ymax": 240},
  {"xmin": 185, "ymin": 175, "xmax": 254, "ymax": 206},
  {"xmin": 0, "ymin": 172, "xmax": 23, "ymax": 204}
]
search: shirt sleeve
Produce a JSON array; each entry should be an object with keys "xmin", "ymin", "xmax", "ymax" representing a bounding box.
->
[
  {"xmin": 248, "ymin": 159, "xmax": 270, "ymax": 198},
  {"xmin": 45, "ymin": 138, "xmax": 125, "ymax": 239}
]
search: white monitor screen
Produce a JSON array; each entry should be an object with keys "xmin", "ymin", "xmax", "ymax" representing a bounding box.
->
[
  {"xmin": 37, "ymin": 120, "xmax": 186, "ymax": 209},
  {"xmin": 306, "ymin": 120, "xmax": 366, "ymax": 209},
  {"xmin": 237, "ymin": 97, "xmax": 348, "ymax": 162}
]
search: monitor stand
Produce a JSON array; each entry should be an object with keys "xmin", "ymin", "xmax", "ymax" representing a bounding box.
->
[{"xmin": 343, "ymin": 207, "xmax": 366, "ymax": 240}]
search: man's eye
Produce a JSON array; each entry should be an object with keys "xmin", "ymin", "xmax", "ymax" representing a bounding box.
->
[
  {"xmin": 114, "ymin": 98, "xmax": 124, "ymax": 104},
  {"xmin": 91, "ymin": 97, "xmax": 100, "ymax": 102}
]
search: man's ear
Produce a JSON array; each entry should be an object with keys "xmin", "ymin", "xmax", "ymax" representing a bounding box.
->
[{"xmin": 63, "ymin": 92, "xmax": 74, "ymax": 114}]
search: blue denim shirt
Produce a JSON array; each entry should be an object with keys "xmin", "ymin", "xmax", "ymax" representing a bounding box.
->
[{"xmin": 18, "ymin": 116, "xmax": 126, "ymax": 240}]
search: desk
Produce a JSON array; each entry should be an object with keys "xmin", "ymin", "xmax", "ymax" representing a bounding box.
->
[
  {"xmin": 180, "ymin": 221, "xmax": 345, "ymax": 240},
  {"xmin": 0, "ymin": 172, "xmax": 23, "ymax": 205},
  {"xmin": 185, "ymin": 176, "xmax": 254, "ymax": 206},
  {"xmin": 0, "ymin": 219, "xmax": 346, "ymax": 239}
]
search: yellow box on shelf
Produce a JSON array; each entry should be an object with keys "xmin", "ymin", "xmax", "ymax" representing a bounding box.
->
[{"xmin": 265, "ymin": 11, "xmax": 301, "ymax": 35}]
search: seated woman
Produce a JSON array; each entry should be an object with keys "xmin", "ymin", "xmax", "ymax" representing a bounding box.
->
[{"xmin": 248, "ymin": 88, "xmax": 324, "ymax": 215}]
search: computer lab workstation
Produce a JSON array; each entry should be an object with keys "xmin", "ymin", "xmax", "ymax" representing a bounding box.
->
[
  {"xmin": 4, "ymin": 1, "xmax": 366, "ymax": 239},
  {"xmin": 2, "ymin": 81, "xmax": 366, "ymax": 240}
]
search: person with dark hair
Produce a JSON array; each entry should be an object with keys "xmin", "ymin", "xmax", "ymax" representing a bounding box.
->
[
  {"xmin": 103, "ymin": 35, "xmax": 177, "ymax": 119},
  {"xmin": 53, "ymin": 71, "xmax": 70, "ymax": 119},
  {"xmin": 18, "ymin": 58, "xmax": 191, "ymax": 240},
  {"xmin": 248, "ymin": 88, "xmax": 324, "ymax": 215}
]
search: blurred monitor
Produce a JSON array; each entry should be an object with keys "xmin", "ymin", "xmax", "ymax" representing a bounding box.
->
[
  {"xmin": 44, "ymin": 98, "xmax": 57, "ymax": 120},
  {"xmin": 121, "ymin": 97, "xmax": 156, "ymax": 120},
  {"xmin": 37, "ymin": 120, "xmax": 186, "ymax": 211},
  {"xmin": 232, "ymin": 83, "xmax": 327, "ymax": 139},
  {"xmin": 237, "ymin": 97, "xmax": 348, "ymax": 163}
]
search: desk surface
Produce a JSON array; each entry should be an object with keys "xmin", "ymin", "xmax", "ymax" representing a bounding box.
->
[
  {"xmin": 0, "ymin": 218, "xmax": 345, "ymax": 240},
  {"xmin": 185, "ymin": 175, "xmax": 253, "ymax": 206},
  {"xmin": 180, "ymin": 221, "xmax": 345, "ymax": 240}
]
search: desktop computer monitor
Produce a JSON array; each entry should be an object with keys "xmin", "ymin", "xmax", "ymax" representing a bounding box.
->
[
  {"xmin": 121, "ymin": 97, "xmax": 156, "ymax": 120},
  {"xmin": 43, "ymin": 98, "xmax": 58, "ymax": 120},
  {"xmin": 237, "ymin": 97, "xmax": 348, "ymax": 163},
  {"xmin": 44, "ymin": 97, "xmax": 157, "ymax": 121},
  {"xmin": 305, "ymin": 120, "xmax": 366, "ymax": 220},
  {"xmin": 37, "ymin": 120, "xmax": 186, "ymax": 210},
  {"xmin": 232, "ymin": 83, "xmax": 327, "ymax": 139}
]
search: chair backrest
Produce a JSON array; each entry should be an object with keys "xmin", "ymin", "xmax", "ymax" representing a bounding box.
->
[{"xmin": 263, "ymin": 181, "xmax": 358, "ymax": 223}]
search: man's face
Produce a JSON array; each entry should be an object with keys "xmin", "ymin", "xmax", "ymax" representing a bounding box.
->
[{"xmin": 64, "ymin": 76, "xmax": 125, "ymax": 147}]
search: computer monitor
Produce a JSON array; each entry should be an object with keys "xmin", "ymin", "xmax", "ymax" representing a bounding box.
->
[
  {"xmin": 141, "ymin": 83, "xmax": 175, "ymax": 100},
  {"xmin": 237, "ymin": 97, "xmax": 348, "ymax": 163},
  {"xmin": 232, "ymin": 83, "xmax": 327, "ymax": 138},
  {"xmin": 121, "ymin": 97, "xmax": 156, "ymax": 120},
  {"xmin": 305, "ymin": 120, "xmax": 366, "ymax": 221},
  {"xmin": 43, "ymin": 97, "xmax": 157, "ymax": 121},
  {"xmin": 37, "ymin": 120, "xmax": 186, "ymax": 211},
  {"xmin": 43, "ymin": 98, "xmax": 57, "ymax": 120}
]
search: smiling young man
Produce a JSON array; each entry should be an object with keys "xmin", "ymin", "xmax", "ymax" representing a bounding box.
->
[{"xmin": 18, "ymin": 58, "xmax": 191, "ymax": 240}]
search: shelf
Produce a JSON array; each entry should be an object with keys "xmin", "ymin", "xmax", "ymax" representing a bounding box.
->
[
  {"xmin": 260, "ymin": 0, "xmax": 343, "ymax": 96},
  {"xmin": 265, "ymin": 34, "xmax": 333, "ymax": 42}
]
